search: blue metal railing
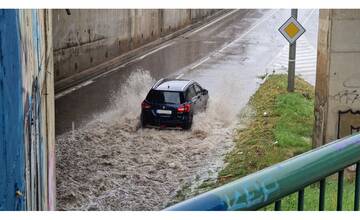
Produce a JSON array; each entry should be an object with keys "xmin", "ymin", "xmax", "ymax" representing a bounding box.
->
[{"xmin": 165, "ymin": 134, "xmax": 360, "ymax": 211}]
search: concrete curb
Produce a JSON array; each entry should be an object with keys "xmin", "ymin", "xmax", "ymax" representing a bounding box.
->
[{"xmin": 54, "ymin": 9, "xmax": 234, "ymax": 94}]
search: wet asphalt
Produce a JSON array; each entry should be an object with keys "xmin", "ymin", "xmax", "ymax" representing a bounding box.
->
[{"xmin": 55, "ymin": 9, "xmax": 319, "ymax": 136}]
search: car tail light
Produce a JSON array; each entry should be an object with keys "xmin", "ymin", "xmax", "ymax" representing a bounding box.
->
[
  {"xmin": 141, "ymin": 100, "xmax": 151, "ymax": 109},
  {"xmin": 177, "ymin": 103, "xmax": 191, "ymax": 113}
]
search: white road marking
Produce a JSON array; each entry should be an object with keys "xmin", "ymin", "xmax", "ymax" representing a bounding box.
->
[
  {"xmin": 295, "ymin": 66, "xmax": 317, "ymax": 72},
  {"xmin": 55, "ymin": 80, "xmax": 94, "ymax": 99},
  {"xmin": 265, "ymin": 9, "xmax": 317, "ymax": 70},
  {"xmin": 176, "ymin": 73, "xmax": 184, "ymax": 79},
  {"xmin": 56, "ymin": 9, "xmax": 279, "ymax": 98},
  {"xmin": 55, "ymin": 43, "xmax": 176, "ymax": 99},
  {"xmin": 187, "ymin": 9, "xmax": 279, "ymax": 71},
  {"xmin": 186, "ymin": 9, "xmax": 240, "ymax": 36},
  {"xmin": 266, "ymin": 10, "xmax": 319, "ymax": 85},
  {"xmin": 295, "ymin": 62, "xmax": 317, "ymax": 68},
  {"xmin": 190, "ymin": 57, "xmax": 210, "ymax": 70},
  {"xmin": 218, "ymin": 10, "xmax": 279, "ymax": 53},
  {"xmin": 294, "ymin": 57, "xmax": 318, "ymax": 63},
  {"xmin": 55, "ymin": 11, "xmax": 241, "ymax": 98},
  {"xmin": 136, "ymin": 42, "xmax": 174, "ymax": 60},
  {"xmin": 303, "ymin": 9, "xmax": 316, "ymax": 25}
]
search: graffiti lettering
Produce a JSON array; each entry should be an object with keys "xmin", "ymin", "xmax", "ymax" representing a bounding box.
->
[
  {"xmin": 333, "ymin": 89, "xmax": 360, "ymax": 104},
  {"xmin": 222, "ymin": 177, "xmax": 280, "ymax": 210}
]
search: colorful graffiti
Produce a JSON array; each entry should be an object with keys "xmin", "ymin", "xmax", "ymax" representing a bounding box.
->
[{"xmin": 0, "ymin": 9, "xmax": 55, "ymax": 211}]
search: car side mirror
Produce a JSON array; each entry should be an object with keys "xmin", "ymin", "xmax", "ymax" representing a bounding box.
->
[{"xmin": 202, "ymin": 89, "xmax": 208, "ymax": 95}]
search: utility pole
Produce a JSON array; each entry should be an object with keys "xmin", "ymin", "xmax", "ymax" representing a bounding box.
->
[{"xmin": 288, "ymin": 9, "xmax": 298, "ymax": 92}]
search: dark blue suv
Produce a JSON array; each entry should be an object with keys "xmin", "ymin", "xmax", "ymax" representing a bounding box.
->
[{"xmin": 141, "ymin": 78, "xmax": 209, "ymax": 129}]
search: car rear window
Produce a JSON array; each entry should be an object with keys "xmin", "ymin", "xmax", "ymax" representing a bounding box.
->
[{"xmin": 146, "ymin": 90, "xmax": 182, "ymax": 104}]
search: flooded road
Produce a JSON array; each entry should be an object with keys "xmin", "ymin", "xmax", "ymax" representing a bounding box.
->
[
  {"xmin": 56, "ymin": 71, "xmax": 238, "ymax": 210},
  {"xmin": 56, "ymin": 9, "xmax": 319, "ymax": 210}
]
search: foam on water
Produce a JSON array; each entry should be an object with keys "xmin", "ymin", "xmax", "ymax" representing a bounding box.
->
[{"xmin": 56, "ymin": 70, "xmax": 247, "ymax": 210}]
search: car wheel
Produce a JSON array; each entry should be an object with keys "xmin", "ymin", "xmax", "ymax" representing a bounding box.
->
[
  {"xmin": 140, "ymin": 115, "xmax": 147, "ymax": 128},
  {"xmin": 183, "ymin": 114, "xmax": 193, "ymax": 130},
  {"xmin": 183, "ymin": 123, "xmax": 191, "ymax": 130}
]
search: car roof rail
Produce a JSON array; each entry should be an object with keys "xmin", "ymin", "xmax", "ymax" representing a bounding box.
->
[
  {"xmin": 182, "ymin": 80, "xmax": 194, "ymax": 90},
  {"xmin": 152, "ymin": 78, "xmax": 166, "ymax": 89}
]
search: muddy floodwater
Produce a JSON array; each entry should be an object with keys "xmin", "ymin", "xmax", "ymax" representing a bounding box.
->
[{"xmin": 56, "ymin": 70, "xmax": 247, "ymax": 210}]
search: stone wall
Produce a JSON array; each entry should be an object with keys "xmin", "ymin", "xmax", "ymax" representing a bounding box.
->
[
  {"xmin": 314, "ymin": 9, "xmax": 360, "ymax": 146},
  {"xmin": 52, "ymin": 9, "xmax": 220, "ymax": 84}
]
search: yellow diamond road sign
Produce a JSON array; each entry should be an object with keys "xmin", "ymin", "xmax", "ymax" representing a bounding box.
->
[
  {"xmin": 284, "ymin": 22, "xmax": 299, "ymax": 38},
  {"xmin": 279, "ymin": 16, "xmax": 305, "ymax": 44}
]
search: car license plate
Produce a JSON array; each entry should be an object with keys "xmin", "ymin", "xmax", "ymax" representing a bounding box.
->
[{"xmin": 156, "ymin": 109, "xmax": 172, "ymax": 115}]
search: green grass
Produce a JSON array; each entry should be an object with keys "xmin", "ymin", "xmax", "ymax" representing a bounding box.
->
[
  {"xmin": 214, "ymin": 74, "xmax": 315, "ymax": 185},
  {"xmin": 197, "ymin": 74, "xmax": 356, "ymax": 210},
  {"xmin": 263, "ymin": 176, "xmax": 357, "ymax": 211},
  {"xmin": 274, "ymin": 92, "xmax": 314, "ymax": 149}
]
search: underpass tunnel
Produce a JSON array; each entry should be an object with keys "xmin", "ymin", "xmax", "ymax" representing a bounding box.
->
[{"xmin": 5, "ymin": 8, "xmax": 360, "ymax": 211}]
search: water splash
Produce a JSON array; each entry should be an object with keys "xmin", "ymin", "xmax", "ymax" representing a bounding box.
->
[{"xmin": 56, "ymin": 69, "xmax": 239, "ymax": 210}]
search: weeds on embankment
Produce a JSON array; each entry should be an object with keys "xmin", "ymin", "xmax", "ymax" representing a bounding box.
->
[{"xmin": 198, "ymin": 74, "xmax": 356, "ymax": 210}]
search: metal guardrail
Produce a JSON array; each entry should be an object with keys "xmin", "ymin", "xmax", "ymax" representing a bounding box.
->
[{"xmin": 165, "ymin": 134, "xmax": 360, "ymax": 211}]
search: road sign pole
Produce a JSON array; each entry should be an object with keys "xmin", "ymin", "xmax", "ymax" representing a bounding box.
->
[
  {"xmin": 288, "ymin": 9, "xmax": 298, "ymax": 92},
  {"xmin": 288, "ymin": 41, "xmax": 296, "ymax": 92}
]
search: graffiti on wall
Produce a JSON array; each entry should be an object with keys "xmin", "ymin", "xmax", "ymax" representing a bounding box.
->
[
  {"xmin": 22, "ymin": 9, "xmax": 51, "ymax": 210},
  {"xmin": 333, "ymin": 74, "xmax": 360, "ymax": 104},
  {"xmin": 333, "ymin": 89, "xmax": 360, "ymax": 104},
  {"xmin": 332, "ymin": 74, "xmax": 360, "ymax": 139},
  {"xmin": 337, "ymin": 110, "xmax": 360, "ymax": 139},
  {"xmin": 1, "ymin": 9, "xmax": 53, "ymax": 211}
]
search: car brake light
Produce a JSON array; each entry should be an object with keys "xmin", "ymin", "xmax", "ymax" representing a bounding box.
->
[
  {"xmin": 177, "ymin": 103, "xmax": 191, "ymax": 113},
  {"xmin": 142, "ymin": 100, "xmax": 151, "ymax": 109}
]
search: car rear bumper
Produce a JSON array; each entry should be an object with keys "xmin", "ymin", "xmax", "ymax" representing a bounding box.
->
[{"xmin": 141, "ymin": 111, "xmax": 190, "ymax": 128}]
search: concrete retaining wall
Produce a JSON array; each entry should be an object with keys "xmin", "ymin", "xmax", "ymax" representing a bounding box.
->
[
  {"xmin": 52, "ymin": 9, "xmax": 221, "ymax": 84},
  {"xmin": 0, "ymin": 9, "xmax": 54, "ymax": 210},
  {"xmin": 314, "ymin": 9, "xmax": 360, "ymax": 146}
]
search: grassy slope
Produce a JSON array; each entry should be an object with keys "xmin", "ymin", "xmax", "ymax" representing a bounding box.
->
[
  {"xmin": 199, "ymin": 74, "xmax": 356, "ymax": 210},
  {"xmin": 271, "ymin": 179, "xmax": 356, "ymax": 211},
  {"xmin": 217, "ymin": 74, "xmax": 315, "ymax": 184}
]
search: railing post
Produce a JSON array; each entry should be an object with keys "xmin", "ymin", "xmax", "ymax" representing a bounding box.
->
[
  {"xmin": 319, "ymin": 179, "xmax": 326, "ymax": 211},
  {"xmin": 337, "ymin": 170, "xmax": 344, "ymax": 211},
  {"xmin": 355, "ymin": 162, "xmax": 360, "ymax": 211},
  {"xmin": 274, "ymin": 200, "xmax": 282, "ymax": 211},
  {"xmin": 298, "ymin": 189, "xmax": 304, "ymax": 211}
]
